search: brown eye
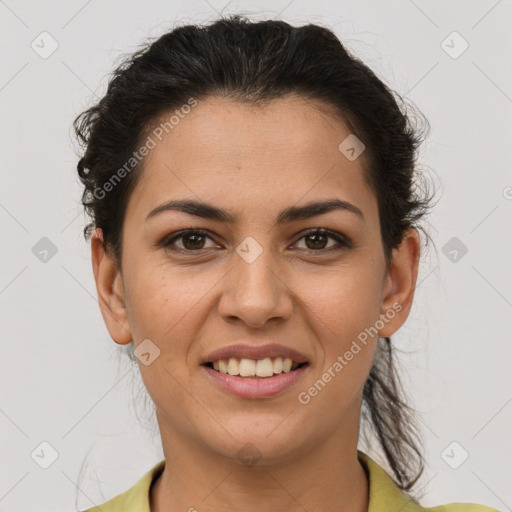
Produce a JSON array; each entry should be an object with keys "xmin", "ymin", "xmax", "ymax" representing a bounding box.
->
[
  {"xmin": 295, "ymin": 229, "xmax": 350, "ymax": 253},
  {"xmin": 162, "ymin": 228, "xmax": 350, "ymax": 255},
  {"xmin": 304, "ymin": 233, "xmax": 329, "ymax": 250},
  {"xmin": 182, "ymin": 233, "xmax": 205, "ymax": 250},
  {"xmin": 164, "ymin": 229, "xmax": 217, "ymax": 252}
]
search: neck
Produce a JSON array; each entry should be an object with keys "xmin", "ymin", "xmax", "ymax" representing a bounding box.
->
[{"xmin": 150, "ymin": 405, "xmax": 369, "ymax": 512}]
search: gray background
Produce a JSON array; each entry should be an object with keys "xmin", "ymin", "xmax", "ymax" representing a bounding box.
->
[{"xmin": 1, "ymin": 0, "xmax": 511, "ymax": 510}]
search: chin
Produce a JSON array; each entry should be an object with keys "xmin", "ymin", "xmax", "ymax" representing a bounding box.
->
[{"xmin": 201, "ymin": 418, "xmax": 314, "ymax": 466}]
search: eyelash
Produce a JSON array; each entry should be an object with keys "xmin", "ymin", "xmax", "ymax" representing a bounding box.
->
[{"xmin": 162, "ymin": 228, "xmax": 351, "ymax": 255}]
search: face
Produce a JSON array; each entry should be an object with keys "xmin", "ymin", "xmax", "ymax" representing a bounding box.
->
[{"xmin": 92, "ymin": 94, "xmax": 419, "ymax": 466}]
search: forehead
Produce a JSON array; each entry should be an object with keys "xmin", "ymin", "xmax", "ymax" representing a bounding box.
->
[{"xmin": 126, "ymin": 95, "xmax": 376, "ymax": 224}]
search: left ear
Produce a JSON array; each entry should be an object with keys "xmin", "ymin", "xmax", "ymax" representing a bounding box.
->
[{"xmin": 378, "ymin": 227, "xmax": 421, "ymax": 337}]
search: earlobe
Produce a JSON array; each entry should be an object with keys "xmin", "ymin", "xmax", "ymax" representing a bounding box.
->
[
  {"xmin": 91, "ymin": 228, "xmax": 132, "ymax": 345},
  {"xmin": 378, "ymin": 228, "xmax": 420, "ymax": 337}
]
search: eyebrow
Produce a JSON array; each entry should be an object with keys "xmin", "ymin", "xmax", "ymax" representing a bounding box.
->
[{"xmin": 146, "ymin": 198, "xmax": 365, "ymax": 224}]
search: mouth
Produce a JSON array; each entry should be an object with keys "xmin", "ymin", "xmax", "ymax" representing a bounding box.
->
[{"xmin": 201, "ymin": 357, "xmax": 309, "ymax": 379}]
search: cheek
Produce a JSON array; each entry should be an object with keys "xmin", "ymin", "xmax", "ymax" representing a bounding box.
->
[
  {"xmin": 299, "ymin": 260, "xmax": 384, "ymax": 342},
  {"xmin": 295, "ymin": 275, "xmax": 381, "ymax": 422},
  {"xmin": 124, "ymin": 261, "xmax": 222, "ymax": 355},
  {"xmin": 295, "ymin": 258, "xmax": 383, "ymax": 395},
  {"xmin": 127, "ymin": 276, "xmax": 178, "ymax": 331},
  {"xmin": 123, "ymin": 264, "xmax": 213, "ymax": 407}
]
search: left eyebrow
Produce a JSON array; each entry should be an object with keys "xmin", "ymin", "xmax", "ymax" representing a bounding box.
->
[
  {"xmin": 145, "ymin": 198, "xmax": 365, "ymax": 224},
  {"xmin": 276, "ymin": 198, "xmax": 365, "ymax": 225}
]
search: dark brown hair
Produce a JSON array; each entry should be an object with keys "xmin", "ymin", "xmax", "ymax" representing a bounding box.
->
[{"xmin": 73, "ymin": 14, "xmax": 435, "ymax": 498}]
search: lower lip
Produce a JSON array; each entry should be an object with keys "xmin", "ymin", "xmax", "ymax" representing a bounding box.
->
[{"xmin": 201, "ymin": 364, "xmax": 309, "ymax": 399}]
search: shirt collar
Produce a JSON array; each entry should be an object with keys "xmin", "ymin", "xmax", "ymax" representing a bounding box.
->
[{"xmin": 358, "ymin": 450, "xmax": 423, "ymax": 511}]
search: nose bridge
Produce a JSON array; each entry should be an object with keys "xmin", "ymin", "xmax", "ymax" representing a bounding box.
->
[{"xmin": 218, "ymin": 235, "xmax": 293, "ymax": 326}]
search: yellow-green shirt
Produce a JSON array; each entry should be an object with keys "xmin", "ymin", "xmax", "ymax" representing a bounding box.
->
[{"xmin": 81, "ymin": 450, "xmax": 501, "ymax": 511}]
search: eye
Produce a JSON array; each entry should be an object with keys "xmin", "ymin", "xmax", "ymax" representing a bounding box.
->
[
  {"xmin": 293, "ymin": 228, "xmax": 351, "ymax": 253},
  {"xmin": 163, "ymin": 229, "xmax": 218, "ymax": 252},
  {"xmin": 161, "ymin": 228, "xmax": 351, "ymax": 255}
]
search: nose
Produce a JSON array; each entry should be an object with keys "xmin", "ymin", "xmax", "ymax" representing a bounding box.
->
[{"xmin": 217, "ymin": 244, "xmax": 294, "ymax": 329}]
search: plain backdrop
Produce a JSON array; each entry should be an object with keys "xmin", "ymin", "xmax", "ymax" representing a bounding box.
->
[{"xmin": 1, "ymin": 1, "xmax": 511, "ymax": 511}]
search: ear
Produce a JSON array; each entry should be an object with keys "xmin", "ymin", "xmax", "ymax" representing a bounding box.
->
[
  {"xmin": 91, "ymin": 228, "xmax": 132, "ymax": 345},
  {"xmin": 378, "ymin": 227, "xmax": 420, "ymax": 337}
]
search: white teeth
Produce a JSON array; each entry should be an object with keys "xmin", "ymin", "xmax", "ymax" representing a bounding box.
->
[
  {"xmin": 273, "ymin": 357, "xmax": 283, "ymax": 373},
  {"xmin": 218, "ymin": 359, "xmax": 228, "ymax": 374},
  {"xmin": 239, "ymin": 358, "xmax": 256, "ymax": 377},
  {"xmin": 227, "ymin": 358, "xmax": 240, "ymax": 375},
  {"xmin": 210, "ymin": 357, "xmax": 302, "ymax": 377},
  {"xmin": 255, "ymin": 357, "xmax": 274, "ymax": 377}
]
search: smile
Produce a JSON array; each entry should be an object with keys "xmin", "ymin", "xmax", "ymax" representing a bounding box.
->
[
  {"xmin": 201, "ymin": 359, "xmax": 309, "ymax": 399},
  {"xmin": 203, "ymin": 357, "xmax": 308, "ymax": 378}
]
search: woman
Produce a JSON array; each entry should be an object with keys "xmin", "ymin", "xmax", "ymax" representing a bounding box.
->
[{"xmin": 74, "ymin": 15, "xmax": 500, "ymax": 512}]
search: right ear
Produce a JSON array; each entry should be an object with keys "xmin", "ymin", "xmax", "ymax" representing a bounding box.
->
[{"xmin": 91, "ymin": 228, "xmax": 132, "ymax": 345}]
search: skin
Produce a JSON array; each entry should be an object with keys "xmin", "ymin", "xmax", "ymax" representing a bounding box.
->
[{"xmin": 91, "ymin": 94, "xmax": 420, "ymax": 512}]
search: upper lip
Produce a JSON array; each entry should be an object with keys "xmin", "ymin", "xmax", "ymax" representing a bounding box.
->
[{"xmin": 202, "ymin": 343, "xmax": 309, "ymax": 364}]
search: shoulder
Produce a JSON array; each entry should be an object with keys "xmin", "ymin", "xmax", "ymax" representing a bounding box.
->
[
  {"xmin": 357, "ymin": 450, "xmax": 502, "ymax": 512},
  {"xmin": 78, "ymin": 459, "xmax": 166, "ymax": 512},
  {"xmin": 425, "ymin": 504, "xmax": 502, "ymax": 512}
]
